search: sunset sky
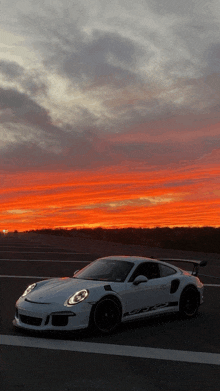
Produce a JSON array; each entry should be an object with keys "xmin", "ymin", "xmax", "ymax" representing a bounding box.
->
[{"xmin": 1, "ymin": 0, "xmax": 220, "ymax": 231}]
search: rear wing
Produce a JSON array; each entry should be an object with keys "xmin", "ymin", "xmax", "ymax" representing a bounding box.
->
[{"xmin": 158, "ymin": 259, "xmax": 207, "ymax": 276}]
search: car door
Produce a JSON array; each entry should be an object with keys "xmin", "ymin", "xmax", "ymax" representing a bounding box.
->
[
  {"xmin": 156, "ymin": 263, "xmax": 179, "ymax": 310},
  {"xmin": 122, "ymin": 262, "xmax": 173, "ymax": 319}
]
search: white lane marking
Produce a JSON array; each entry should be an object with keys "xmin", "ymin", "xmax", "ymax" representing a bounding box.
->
[
  {"xmin": 200, "ymin": 273, "xmax": 220, "ymax": 279},
  {"xmin": 0, "ymin": 259, "xmax": 90, "ymax": 263},
  {"xmin": 0, "ymin": 275, "xmax": 51, "ymax": 279},
  {"xmin": 0, "ymin": 246, "xmax": 49, "ymax": 249},
  {"xmin": 0, "ymin": 334, "xmax": 220, "ymax": 365},
  {"xmin": 204, "ymin": 284, "xmax": 220, "ymax": 287},
  {"xmin": 0, "ymin": 250, "xmax": 90, "ymax": 255}
]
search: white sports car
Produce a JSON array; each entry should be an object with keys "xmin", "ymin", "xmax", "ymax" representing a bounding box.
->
[{"xmin": 13, "ymin": 256, "xmax": 207, "ymax": 334}]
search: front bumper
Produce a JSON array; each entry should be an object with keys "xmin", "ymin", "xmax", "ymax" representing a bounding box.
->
[{"xmin": 13, "ymin": 299, "xmax": 92, "ymax": 331}]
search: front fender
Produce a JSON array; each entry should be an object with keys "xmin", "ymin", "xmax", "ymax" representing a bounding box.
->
[{"xmin": 87, "ymin": 285, "xmax": 124, "ymax": 310}]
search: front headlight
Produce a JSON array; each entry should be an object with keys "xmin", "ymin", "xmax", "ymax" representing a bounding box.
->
[
  {"xmin": 22, "ymin": 283, "xmax": 37, "ymax": 297},
  {"xmin": 67, "ymin": 289, "xmax": 89, "ymax": 305}
]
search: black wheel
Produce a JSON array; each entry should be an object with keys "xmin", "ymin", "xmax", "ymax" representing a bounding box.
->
[
  {"xmin": 179, "ymin": 287, "xmax": 200, "ymax": 318},
  {"xmin": 92, "ymin": 298, "xmax": 121, "ymax": 334}
]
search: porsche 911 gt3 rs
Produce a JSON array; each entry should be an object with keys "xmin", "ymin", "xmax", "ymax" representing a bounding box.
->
[{"xmin": 13, "ymin": 256, "xmax": 207, "ymax": 334}]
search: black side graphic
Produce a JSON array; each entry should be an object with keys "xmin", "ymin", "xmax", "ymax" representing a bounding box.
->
[{"xmin": 123, "ymin": 301, "xmax": 178, "ymax": 317}]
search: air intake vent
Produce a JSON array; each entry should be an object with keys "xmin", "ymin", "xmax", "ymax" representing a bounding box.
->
[
  {"xmin": 170, "ymin": 279, "xmax": 180, "ymax": 294},
  {"xmin": 19, "ymin": 314, "xmax": 42, "ymax": 326}
]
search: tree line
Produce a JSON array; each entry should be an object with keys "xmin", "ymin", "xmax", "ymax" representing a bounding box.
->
[{"xmin": 29, "ymin": 227, "xmax": 220, "ymax": 254}]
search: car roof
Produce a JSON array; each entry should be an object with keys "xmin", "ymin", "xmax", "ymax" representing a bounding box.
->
[
  {"xmin": 97, "ymin": 255, "xmax": 159, "ymax": 263},
  {"xmin": 96, "ymin": 255, "xmax": 181, "ymax": 272}
]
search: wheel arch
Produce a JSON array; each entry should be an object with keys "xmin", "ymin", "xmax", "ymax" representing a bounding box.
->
[
  {"xmin": 180, "ymin": 284, "xmax": 200, "ymax": 299},
  {"xmin": 88, "ymin": 293, "xmax": 123, "ymax": 330},
  {"xmin": 94, "ymin": 293, "xmax": 123, "ymax": 313},
  {"xmin": 179, "ymin": 284, "xmax": 200, "ymax": 317}
]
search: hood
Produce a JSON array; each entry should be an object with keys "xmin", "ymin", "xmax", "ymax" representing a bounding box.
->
[{"xmin": 26, "ymin": 277, "xmax": 109, "ymax": 304}]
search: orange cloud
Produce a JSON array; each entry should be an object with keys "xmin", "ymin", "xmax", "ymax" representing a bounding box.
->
[{"xmin": 1, "ymin": 154, "xmax": 220, "ymax": 231}]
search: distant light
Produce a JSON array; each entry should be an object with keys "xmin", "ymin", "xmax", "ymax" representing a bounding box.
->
[{"xmin": 3, "ymin": 230, "xmax": 8, "ymax": 235}]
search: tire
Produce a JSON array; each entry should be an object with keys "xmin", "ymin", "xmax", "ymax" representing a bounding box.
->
[
  {"xmin": 92, "ymin": 297, "xmax": 121, "ymax": 334},
  {"xmin": 179, "ymin": 286, "xmax": 200, "ymax": 318}
]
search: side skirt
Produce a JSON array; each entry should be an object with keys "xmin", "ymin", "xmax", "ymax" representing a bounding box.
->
[{"xmin": 122, "ymin": 302, "xmax": 179, "ymax": 322}]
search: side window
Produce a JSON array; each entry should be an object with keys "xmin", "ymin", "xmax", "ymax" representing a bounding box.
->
[
  {"xmin": 159, "ymin": 264, "xmax": 176, "ymax": 277},
  {"xmin": 129, "ymin": 262, "xmax": 160, "ymax": 282}
]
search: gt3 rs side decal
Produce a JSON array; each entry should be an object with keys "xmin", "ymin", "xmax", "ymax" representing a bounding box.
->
[{"xmin": 123, "ymin": 301, "xmax": 178, "ymax": 318}]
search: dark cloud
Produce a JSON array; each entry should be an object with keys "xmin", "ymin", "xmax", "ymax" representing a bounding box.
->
[
  {"xmin": 0, "ymin": 60, "xmax": 24, "ymax": 80},
  {"xmin": 0, "ymin": 87, "xmax": 113, "ymax": 170},
  {"xmin": 204, "ymin": 43, "xmax": 220, "ymax": 75},
  {"xmin": 43, "ymin": 30, "xmax": 144, "ymax": 88},
  {"xmin": 17, "ymin": 1, "xmax": 220, "ymax": 113},
  {"xmin": 19, "ymin": 5, "xmax": 87, "ymax": 61},
  {"xmin": 108, "ymin": 135, "xmax": 220, "ymax": 166},
  {"xmin": 0, "ymin": 60, "xmax": 47, "ymax": 96},
  {"xmin": 20, "ymin": 7, "xmax": 145, "ymax": 86},
  {"xmin": 63, "ymin": 32, "xmax": 140, "ymax": 72},
  {"xmin": 2, "ymin": 116, "xmax": 219, "ymax": 173},
  {"xmin": 147, "ymin": 0, "xmax": 209, "ymax": 17},
  {"xmin": 21, "ymin": 75, "xmax": 47, "ymax": 96},
  {"xmin": 0, "ymin": 87, "xmax": 51, "ymax": 128},
  {"xmin": 1, "ymin": 1, "xmax": 220, "ymax": 175},
  {"xmin": 0, "ymin": 87, "xmax": 41, "ymax": 111},
  {"xmin": 0, "ymin": 127, "xmax": 114, "ymax": 172}
]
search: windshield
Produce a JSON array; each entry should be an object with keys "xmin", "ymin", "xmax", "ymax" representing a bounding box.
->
[{"xmin": 74, "ymin": 259, "xmax": 134, "ymax": 282}]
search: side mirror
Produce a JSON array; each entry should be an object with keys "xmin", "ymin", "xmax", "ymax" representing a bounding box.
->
[
  {"xmin": 133, "ymin": 275, "xmax": 148, "ymax": 285},
  {"xmin": 73, "ymin": 270, "xmax": 79, "ymax": 276}
]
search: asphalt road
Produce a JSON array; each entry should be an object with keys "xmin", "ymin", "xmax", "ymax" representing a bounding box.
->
[{"xmin": 0, "ymin": 234, "xmax": 220, "ymax": 391}]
